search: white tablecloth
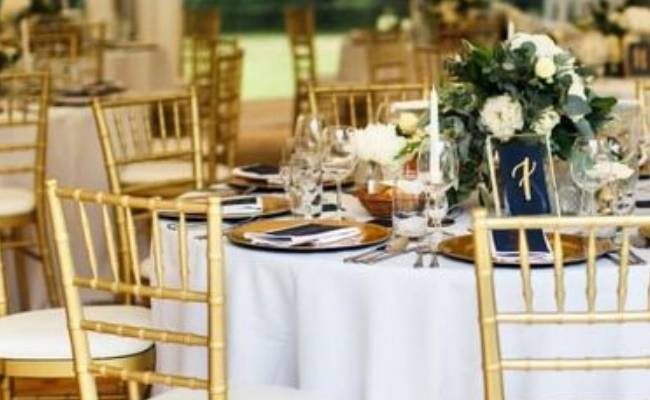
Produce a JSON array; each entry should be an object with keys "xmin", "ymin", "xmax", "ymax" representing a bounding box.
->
[{"xmin": 153, "ymin": 196, "xmax": 650, "ymax": 400}]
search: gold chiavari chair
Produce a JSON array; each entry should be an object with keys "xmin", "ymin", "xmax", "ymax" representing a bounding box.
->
[
  {"xmin": 181, "ymin": 7, "xmax": 222, "ymax": 76},
  {"xmin": 0, "ymin": 71, "xmax": 59, "ymax": 310},
  {"xmin": 30, "ymin": 19, "xmax": 106, "ymax": 83},
  {"xmin": 308, "ymin": 83, "xmax": 429, "ymax": 128},
  {"xmin": 472, "ymin": 208, "xmax": 650, "ymax": 400},
  {"xmin": 92, "ymin": 88, "xmax": 204, "ymax": 198},
  {"xmin": 204, "ymin": 39, "xmax": 244, "ymax": 183},
  {"xmin": 0, "ymin": 182, "xmax": 155, "ymax": 400},
  {"xmin": 365, "ymin": 36, "xmax": 409, "ymax": 84},
  {"xmin": 47, "ymin": 182, "xmax": 330, "ymax": 400},
  {"xmin": 284, "ymin": 6, "xmax": 317, "ymax": 126}
]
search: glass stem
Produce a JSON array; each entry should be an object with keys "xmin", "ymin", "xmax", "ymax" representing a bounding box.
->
[{"xmin": 336, "ymin": 178, "xmax": 343, "ymax": 220}]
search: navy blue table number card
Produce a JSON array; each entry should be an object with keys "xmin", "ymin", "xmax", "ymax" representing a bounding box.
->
[{"xmin": 492, "ymin": 140, "xmax": 553, "ymax": 258}]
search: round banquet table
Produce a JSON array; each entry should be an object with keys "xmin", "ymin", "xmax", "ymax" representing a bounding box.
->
[{"xmin": 153, "ymin": 194, "xmax": 650, "ymax": 400}]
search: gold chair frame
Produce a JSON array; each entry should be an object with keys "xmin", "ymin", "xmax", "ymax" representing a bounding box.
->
[
  {"xmin": 0, "ymin": 71, "xmax": 59, "ymax": 309},
  {"xmin": 30, "ymin": 22, "xmax": 107, "ymax": 85},
  {"xmin": 284, "ymin": 6, "xmax": 317, "ymax": 126},
  {"xmin": 473, "ymin": 209, "xmax": 650, "ymax": 400},
  {"xmin": 47, "ymin": 181, "xmax": 225, "ymax": 400},
  {"xmin": 208, "ymin": 39, "xmax": 243, "ymax": 182},
  {"xmin": 308, "ymin": 82, "xmax": 429, "ymax": 128},
  {"xmin": 365, "ymin": 38, "xmax": 409, "ymax": 84},
  {"xmin": 92, "ymin": 88, "xmax": 205, "ymax": 198}
]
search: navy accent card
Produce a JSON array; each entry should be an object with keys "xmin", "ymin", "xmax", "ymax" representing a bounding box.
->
[
  {"xmin": 493, "ymin": 140, "xmax": 552, "ymax": 255},
  {"xmin": 497, "ymin": 141, "xmax": 552, "ymax": 216}
]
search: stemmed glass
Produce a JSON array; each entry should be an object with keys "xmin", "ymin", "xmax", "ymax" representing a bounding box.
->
[
  {"xmin": 293, "ymin": 114, "xmax": 325, "ymax": 166},
  {"xmin": 416, "ymin": 137, "xmax": 459, "ymax": 256},
  {"xmin": 322, "ymin": 126, "xmax": 357, "ymax": 219},
  {"xmin": 569, "ymin": 136, "xmax": 614, "ymax": 216}
]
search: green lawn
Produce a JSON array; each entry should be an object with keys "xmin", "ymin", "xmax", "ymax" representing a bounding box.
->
[{"xmin": 232, "ymin": 33, "xmax": 344, "ymax": 100}]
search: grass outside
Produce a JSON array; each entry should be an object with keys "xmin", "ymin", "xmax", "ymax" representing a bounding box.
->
[{"xmin": 231, "ymin": 33, "xmax": 344, "ymax": 100}]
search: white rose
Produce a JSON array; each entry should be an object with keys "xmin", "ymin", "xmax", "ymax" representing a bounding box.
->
[
  {"xmin": 397, "ymin": 112, "xmax": 419, "ymax": 135},
  {"xmin": 509, "ymin": 33, "xmax": 564, "ymax": 58},
  {"xmin": 534, "ymin": 57, "xmax": 557, "ymax": 80},
  {"xmin": 353, "ymin": 124, "xmax": 406, "ymax": 167},
  {"xmin": 479, "ymin": 95, "xmax": 524, "ymax": 140},
  {"xmin": 376, "ymin": 13, "xmax": 399, "ymax": 33},
  {"xmin": 0, "ymin": 0, "xmax": 30, "ymax": 22},
  {"xmin": 530, "ymin": 107, "xmax": 560, "ymax": 136}
]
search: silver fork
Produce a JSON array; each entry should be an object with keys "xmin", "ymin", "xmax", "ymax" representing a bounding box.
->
[
  {"xmin": 428, "ymin": 250, "xmax": 440, "ymax": 268},
  {"xmin": 413, "ymin": 247, "xmax": 425, "ymax": 268}
]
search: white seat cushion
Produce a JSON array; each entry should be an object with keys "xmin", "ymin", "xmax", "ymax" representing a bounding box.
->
[
  {"xmin": 120, "ymin": 161, "xmax": 231, "ymax": 185},
  {"xmin": 0, "ymin": 187, "xmax": 35, "ymax": 216},
  {"xmin": 152, "ymin": 386, "xmax": 328, "ymax": 400},
  {"xmin": 0, "ymin": 305, "xmax": 152, "ymax": 360}
]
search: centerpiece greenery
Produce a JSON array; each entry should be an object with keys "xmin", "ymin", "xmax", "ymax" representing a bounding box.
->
[{"xmin": 398, "ymin": 33, "xmax": 617, "ymax": 203}]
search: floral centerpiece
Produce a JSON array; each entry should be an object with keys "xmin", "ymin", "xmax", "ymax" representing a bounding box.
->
[{"xmin": 400, "ymin": 33, "xmax": 617, "ymax": 203}]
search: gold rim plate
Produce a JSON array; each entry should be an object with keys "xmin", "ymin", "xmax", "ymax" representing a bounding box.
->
[
  {"xmin": 227, "ymin": 219, "xmax": 391, "ymax": 252},
  {"xmin": 438, "ymin": 233, "xmax": 614, "ymax": 268},
  {"xmin": 639, "ymin": 225, "xmax": 650, "ymax": 240},
  {"xmin": 164, "ymin": 195, "xmax": 290, "ymax": 222}
]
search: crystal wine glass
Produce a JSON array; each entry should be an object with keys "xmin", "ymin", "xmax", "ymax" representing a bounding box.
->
[
  {"xmin": 322, "ymin": 126, "xmax": 357, "ymax": 219},
  {"xmin": 569, "ymin": 136, "xmax": 614, "ymax": 216},
  {"xmin": 293, "ymin": 114, "xmax": 325, "ymax": 166}
]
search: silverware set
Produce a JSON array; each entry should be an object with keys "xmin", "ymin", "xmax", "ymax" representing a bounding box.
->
[{"xmin": 604, "ymin": 248, "xmax": 647, "ymax": 266}]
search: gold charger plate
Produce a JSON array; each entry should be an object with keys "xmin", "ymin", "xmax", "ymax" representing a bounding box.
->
[
  {"xmin": 164, "ymin": 195, "xmax": 290, "ymax": 222},
  {"xmin": 438, "ymin": 234, "xmax": 613, "ymax": 268},
  {"xmin": 227, "ymin": 219, "xmax": 391, "ymax": 252},
  {"xmin": 638, "ymin": 226, "xmax": 650, "ymax": 240}
]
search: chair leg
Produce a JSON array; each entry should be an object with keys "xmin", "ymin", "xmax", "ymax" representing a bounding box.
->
[
  {"xmin": 1, "ymin": 375, "xmax": 11, "ymax": 400},
  {"xmin": 126, "ymin": 381, "xmax": 141, "ymax": 400},
  {"xmin": 12, "ymin": 228, "xmax": 30, "ymax": 312},
  {"xmin": 35, "ymin": 204, "xmax": 60, "ymax": 308}
]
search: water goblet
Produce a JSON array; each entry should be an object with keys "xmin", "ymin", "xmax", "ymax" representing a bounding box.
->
[
  {"xmin": 322, "ymin": 126, "xmax": 357, "ymax": 219},
  {"xmin": 569, "ymin": 137, "xmax": 615, "ymax": 216}
]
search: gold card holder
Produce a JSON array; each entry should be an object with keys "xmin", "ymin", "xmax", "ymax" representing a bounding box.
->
[{"xmin": 485, "ymin": 133, "xmax": 561, "ymax": 217}]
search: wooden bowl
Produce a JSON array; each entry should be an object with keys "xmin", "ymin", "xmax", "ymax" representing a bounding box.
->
[{"xmin": 356, "ymin": 187, "xmax": 393, "ymax": 218}]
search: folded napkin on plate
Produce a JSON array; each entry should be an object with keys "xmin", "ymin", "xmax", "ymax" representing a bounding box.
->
[
  {"xmin": 234, "ymin": 164, "xmax": 280, "ymax": 182},
  {"xmin": 176, "ymin": 193, "xmax": 263, "ymax": 216},
  {"xmin": 222, "ymin": 196, "xmax": 263, "ymax": 215},
  {"xmin": 491, "ymin": 229, "xmax": 553, "ymax": 264},
  {"xmin": 244, "ymin": 223, "xmax": 361, "ymax": 248}
]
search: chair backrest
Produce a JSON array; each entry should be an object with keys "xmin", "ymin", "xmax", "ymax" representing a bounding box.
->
[
  {"xmin": 308, "ymin": 83, "xmax": 429, "ymax": 128},
  {"xmin": 284, "ymin": 6, "xmax": 317, "ymax": 119},
  {"xmin": 472, "ymin": 208, "xmax": 650, "ymax": 400},
  {"xmin": 182, "ymin": 36, "xmax": 216, "ymax": 83},
  {"xmin": 92, "ymin": 89, "xmax": 204, "ymax": 196},
  {"xmin": 181, "ymin": 7, "xmax": 222, "ymax": 76},
  {"xmin": 414, "ymin": 44, "xmax": 453, "ymax": 85},
  {"xmin": 183, "ymin": 7, "xmax": 222, "ymax": 39},
  {"xmin": 208, "ymin": 39, "xmax": 244, "ymax": 181},
  {"xmin": 626, "ymin": 42, "xmax": 650, "ymax": 77},
  {"xmin": 46, "ymin": 181, "xmax": 226, "ymax": 400},
  {"xmin": 0, "ymin": 71, "xmax": 50, "ymax": 200},
  {"xmin": 365, "ymin": 37, "xmax": 409, "ymax": 84}
]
